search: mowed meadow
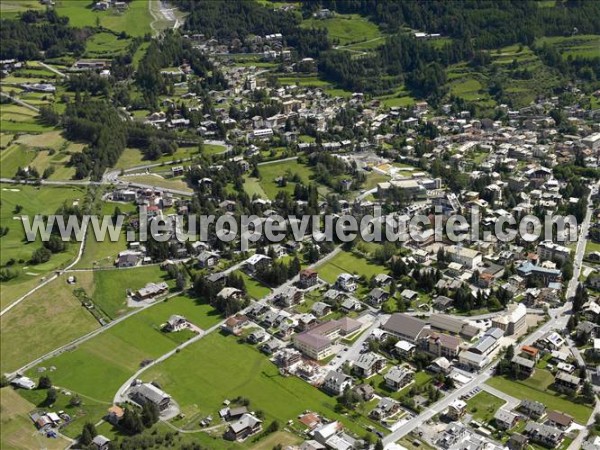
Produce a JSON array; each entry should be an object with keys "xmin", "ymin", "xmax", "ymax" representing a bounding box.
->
[{"xmin": 25, "ymin": 295, "xmax": 222, "ymax": 401}]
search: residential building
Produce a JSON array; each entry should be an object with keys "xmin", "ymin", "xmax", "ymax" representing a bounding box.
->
[
  {"xmin": 322, "ymin": 371, "xmax": 353, "ymax": 396},
  {"xmin": 92, "ymin": 435, "xmax": 111, "ymax": 450},
  {"xmin": 524, "ymin": 422, "xmax": 564, "ymax": 448},
  {"xmin": 537, "ymin": 241, "xmax": 571, "ymax": 263},
  {"xmin": 426, "ymin": 332, "xmax": 462, "ymax": 358},
  {"xmin": 353, "ymin": 352, "xmax": 386, "ymax": 378},
  {"xmin": 447, "ymin": 399, "xmax": 467, "ymax": 420},
  {"xmin": 222, "ymin": 314, "xmax": 248, "ymax": 335},
  {"xmin": 519, "ymin": 399, "xmax": 546, "ymax": 419},
  {"xmin": 384, "ymin": 366, "xmax": 414, "ymax": 391},
  {"xmin": 164, "ymin": 315, "xmax": 187, "ymax": 332},
  {"xmin": 545, "ymin": 410, "xmax": 574, "ymax": 429},
  {"xmin": 511, "ymin": 355, "xmax": 535, "ymax": 377},
  {"xmin": 370, "ymin": 397, "xmax": 400, "ymax": 420},
  {"xmin": 224, "ymin": 413, "xmax": 263, "ymax": 441},
  {"xmin": 335, "ymin": 273, "xmax": 357, "ymax": 292},
  {"xmin": 494, "ymin": 409, "xmax": 519, "ymax": 430},
  {"xmin": 299, "ymin": 269, "xmax": 318, "ymax": 288},
  {"xmin": 554, "ymin": 371, "xmax": 581, "ymax": 392}
]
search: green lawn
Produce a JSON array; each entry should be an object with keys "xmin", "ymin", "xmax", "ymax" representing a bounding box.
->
[
  {"xmin": 236, "ymin": 270, "xmax": 272, "ymax": 299},
  {"xmin": 465, "ymin": 391, "xmax": 506, "ymax": 423},
  {"xmin": 0, "ymin": 184, "xmax": 87, "ymax": 308},
  {"xmin": 1, "ymin": 387, "xmax": 71, "ymax": 449},
  {"xmin": 144, "ymin": 332, "xmax": 378, "ymax": 437},
  {"xmin": 0, "ymin": 0, "xmax": 43, "ymax": 18},
  {"xmin": 55, "ymin": 0, "xmax": 153, "ymax": 36},
  {"xmin": 75, "ymin": 226, "xmax": 128, "ymax": 269},
  {"xmin": 85, "ymin": 32, "xmax": 131, "ymax": 58},
  {"xmin": 114, "ymin": 144, "xmax": 222, "ymax": 169},
  {"xmin": 486, "ymin": 375, "xmax": 593, "ymax": 423},
  {"xmin": 26, "ymin": 295, "xmax": 221, "ymax": 402},
  {"xmin": 1, "ymin": 273, "xmax": 99, "ymax": 374},
  {"xmin": 315, "ymin": 251, "xmax": 388, "ymax": 284},
  {"xmin": 1, "ymin": 104, "xmax": 53, "ymax": 134},
  {"xmin": 537, "ymin": 34, "xmax": 600, "ymax": 59},
  {"xmin": 302, "ymin": 14, "xmax": 382, "ymax": 46},
  {"xmin": 92, "ymin": 265, "xmax": 172, "ymax": 318},
  {"xmin": 255, "ymin": 159, "xmax": 320, "ymax": 200}
]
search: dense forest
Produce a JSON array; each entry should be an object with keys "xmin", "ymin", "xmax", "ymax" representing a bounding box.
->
[
  {"xmin": 302, "ymin": 0, "xmax": 600, "ymax": 48},
  {"xmin": 0, "ymin": 9, "xmax": 89, "ymax": 60}
]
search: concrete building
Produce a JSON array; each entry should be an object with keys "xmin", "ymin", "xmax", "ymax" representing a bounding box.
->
[{"xmin": 492, "ymin": 303, "xmax": 527, "ymax": 336}]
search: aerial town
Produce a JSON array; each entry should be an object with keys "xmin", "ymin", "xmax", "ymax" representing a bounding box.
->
[{"xmin": 0, "ymin": 1, "xmax": 599, "ymax": 450}]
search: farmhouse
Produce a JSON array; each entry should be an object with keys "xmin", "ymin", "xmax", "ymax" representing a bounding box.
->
[
  {"xmin": 224, "ymin": 413, "xmax": 263, "ymax": 441},
  {"xmin": 135, "ymin": 282, "xmax": 169, "ymax": 300},
  {"xmin": 130, "ymin": 383, "xmax": 171, "ymax": 411}
]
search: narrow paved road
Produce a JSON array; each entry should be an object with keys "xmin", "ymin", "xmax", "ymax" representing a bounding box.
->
[
  {"xmin": 0, "ymin": 92, "xmax": 40, "ymax": 112},
  {"xmin": 6, "ymin": 290, "xmax": 184, "ymax": 378}
]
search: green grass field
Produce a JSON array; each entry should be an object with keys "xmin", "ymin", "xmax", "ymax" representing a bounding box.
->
[
  {"xmin": 26, "ymin": 295, "xmax": 221, "ymax": 402},
  {"xmin": 465, "ymin": 391, "xmax": 506, "ymax": 423},
  {"xmin": 0, "ymin": 272, "xmax": 99, "ymax": 373},
  {"xmin": 236, "ymin": 270, "xmax": 272, "ymax": 299},
  {"xmin": 85, "ymin": 32, "xmax": 131, "ymax": 57},
  {"xmin": 537, "ymin": 34, "xmax": 600, "ymax": 59},
  {"xmin": 92, "ymin": 265, "xmax": 172, "ymax": 318},
  {"xmin": 315, "ymin": 250, "xmax": 388, "ymax": 284},
  {"xmin": 0, "ymin": 184, "xmax": 87, "ymax": 307},
  {"xmin": 486, "ymin": 374, "xmax": 593, "ymax": 424},
  {"xmin": 55, "ymin": 0, "xmax": 152, "ymax": 36},
  {"xmin": 0, "ymin": 104, "xmax": 53, "ymax": 134},
  {"xmin": 127, "ymin": 174, "xmax": 192, "ymax": 193},
  {"xmin": 115, "ymin": 144, "xmax": 223, "ymax": 169},
  {"xmin": 302, "ymin": 14, "xmax": 382, "ymax": 46},
  {"xmin": 144, "ymin": 332, "xmax": 376, "ymax": 436},
  {"xmin": 254, "ymin": 159, "xmax": 319, "ymax": 200},
  {"xmin": 1, "ymin": 387, "xmax": 71, "ymax": 449}
]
